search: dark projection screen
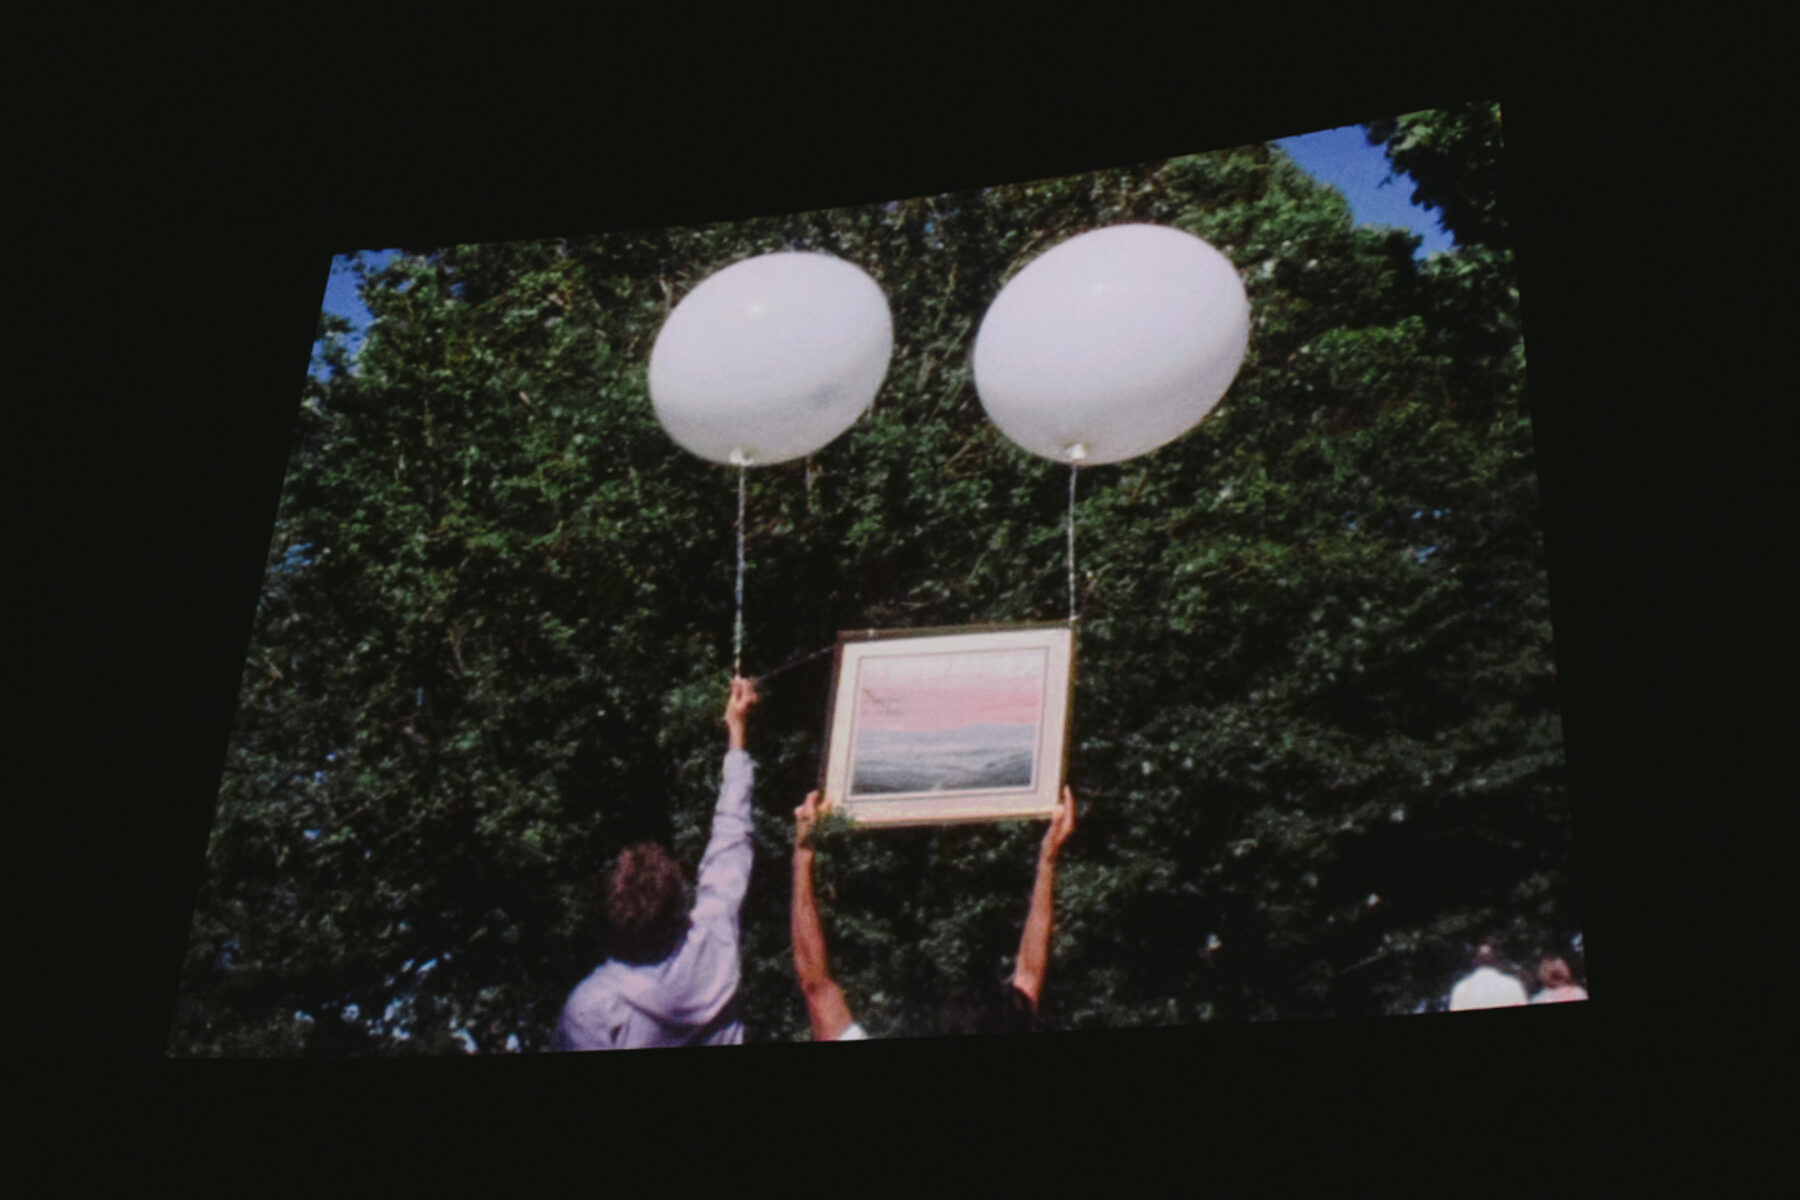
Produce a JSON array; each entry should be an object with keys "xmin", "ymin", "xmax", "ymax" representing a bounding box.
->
[{"xmin": 35, "ymin": 14, "xmax": 1762, "ymax": 1180}]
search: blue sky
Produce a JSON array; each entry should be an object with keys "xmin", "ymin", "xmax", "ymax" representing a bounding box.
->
[
  {"xmin": 313, "ymin": 122, "xmax": 1451, "ymax": 367},
  {"xmin": 1274, "ymin": 123, "xmax": 1454, "ymax": 256},
  {"xmin": 314, "ymin": 253, "xmax": 393, "ymax": 365}
]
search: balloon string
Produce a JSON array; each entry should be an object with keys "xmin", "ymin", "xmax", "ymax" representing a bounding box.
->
[
  {"xmin": 734, "ymin": 464, "xmax": 747, "ymax": 677},
  {"xmin": 1067, "ymin": 462, "xmax": 1079, "ymax": 624},
  {"xmin": 753, "ymin": 641, "xmax": 836, "ymax": 684}
]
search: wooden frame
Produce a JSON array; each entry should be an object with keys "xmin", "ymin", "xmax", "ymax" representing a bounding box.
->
[{"xmin": 819, "ymin": 623, "xmax": 1076, "ymax": 827}]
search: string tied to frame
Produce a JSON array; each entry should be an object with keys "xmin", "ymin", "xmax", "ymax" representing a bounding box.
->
[{"xmin": 730, "ymin": 438, "xmax": 1082, "ymax": 680}]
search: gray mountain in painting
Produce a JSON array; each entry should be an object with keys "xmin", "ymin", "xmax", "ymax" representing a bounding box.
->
[{"xmin": 851, "ymin": 723, "xmax": 1037, "ymax": 795}]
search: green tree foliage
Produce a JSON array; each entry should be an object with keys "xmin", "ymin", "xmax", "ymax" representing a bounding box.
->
[
  {"xmin": 1365, "ymin": 102, "xmax": 1510, "ymax": 250},
  {"xmin": 170, "ymin": 103, "xmax": 1577, "ymax": 1054}
]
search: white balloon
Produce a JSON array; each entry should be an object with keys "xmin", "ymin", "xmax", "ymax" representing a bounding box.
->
[
  {"xmin": 648, "ymin": 252, "xmax": 893, "ymax": 466},
  {"xmin": 973, "ymin": 224, "xmax": 1250, "ymax": 465}
]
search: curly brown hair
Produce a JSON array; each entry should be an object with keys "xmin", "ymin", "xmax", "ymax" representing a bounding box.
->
[{"xmin": 604, "ymin": 843, "xmax": 688, "ymax": 964}]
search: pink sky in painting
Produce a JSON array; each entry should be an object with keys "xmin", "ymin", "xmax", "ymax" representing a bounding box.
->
[{"xmin": 854, "ymin": 650, "xmax": 1045, "ymax": 733}]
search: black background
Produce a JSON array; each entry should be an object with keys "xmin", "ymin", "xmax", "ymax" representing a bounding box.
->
[{"xmin": 17, "ymin": 10, "xmax": 1778, "ymax": 1188}]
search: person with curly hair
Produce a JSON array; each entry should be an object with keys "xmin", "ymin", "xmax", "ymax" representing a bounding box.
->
[{"xmin": 554, "ymin": 678, "xmax": 758, "ymax": 1050}]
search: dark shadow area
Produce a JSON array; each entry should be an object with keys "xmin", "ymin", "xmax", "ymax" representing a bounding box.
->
[{"xmin": 18, "ymin": 8, "xmax": 1780, "ymax": 1186}]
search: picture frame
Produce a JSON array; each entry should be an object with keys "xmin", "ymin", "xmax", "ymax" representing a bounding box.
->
[{"xmin": 820, "ymin": 623, "xmax": 1076, "ymax": 827}]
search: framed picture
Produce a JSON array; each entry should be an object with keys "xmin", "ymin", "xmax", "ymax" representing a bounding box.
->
[{"xmin": 820, "ymin": 624, "xmax": 1075, "ymax": 827}]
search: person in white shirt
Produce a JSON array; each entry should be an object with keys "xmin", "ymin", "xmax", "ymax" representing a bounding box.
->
[
  {"xmin": 1530, "ymin": 955, "xmax": 1588, "ymax": 1004},
  {"xmin": 1448, "ymin": 942, "xmax": 1530, "ymax": 1011},
  {"xmin": 554, "ymin": 678, "xmax": 758, "ymax": 1050},
  {"xmin": 790, "ymin": 784, "xmax": 1077, "ymax": 1041}
]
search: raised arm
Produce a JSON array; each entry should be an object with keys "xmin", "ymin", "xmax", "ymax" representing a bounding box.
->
[
  {"xmin": 792, "ymin": 791, "xmax": 856, "ymax": 1041},
  {"xmin": 1012, "ymin": 786, "xmax": 1077, "ymax": 1011},
  {"xmin": 690, "ymin": 678, "xmax": 758, "ymax": 929}
]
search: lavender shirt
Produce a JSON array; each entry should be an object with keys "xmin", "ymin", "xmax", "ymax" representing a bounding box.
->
[{"xmin": 556, "ymin": 750, "xmax": 755, "ymax": 1050}]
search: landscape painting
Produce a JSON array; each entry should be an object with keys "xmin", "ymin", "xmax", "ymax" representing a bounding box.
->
[
  {"xmin": 849, "ymin": 647, "xmax": 1048, "ymax": 796},
  {"xmin": 824, "ymin": 626, "xmax": 1074, "ymax": 827}
]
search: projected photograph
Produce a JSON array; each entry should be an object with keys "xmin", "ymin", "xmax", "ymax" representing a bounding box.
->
[{"xmin": 169, "ymin": 99, "xmax": 1586, "ymax": 1057}]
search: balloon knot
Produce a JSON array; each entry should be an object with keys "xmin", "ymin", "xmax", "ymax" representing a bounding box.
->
[
  {"xmin": 728, "ymin": 448, "xmax": 754, "ymax": 467},
  {"xmin": 1066, "ymin": 443, "xmax": 1089, "ymax": 463}
]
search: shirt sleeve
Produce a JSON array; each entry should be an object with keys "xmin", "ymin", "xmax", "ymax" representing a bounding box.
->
[
  {"xmin": 689, "ymin": 749, "xmax": 755, "ymax": 933},
  {"xmin": 640, "ymin": 751, "xmax": 755, "ymax": 1032}
]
